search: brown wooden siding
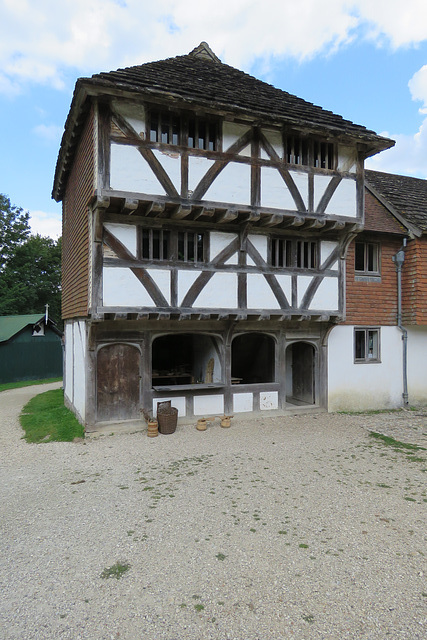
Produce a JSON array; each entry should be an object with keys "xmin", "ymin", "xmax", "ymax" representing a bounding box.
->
[{"xmin": 62, "ymin": 106, "xmax": 95, "ymax": 319}]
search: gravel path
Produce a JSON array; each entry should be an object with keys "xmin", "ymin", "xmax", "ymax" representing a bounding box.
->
[{"xmin": 1, "ymin": 383, "xmax": 426, "ymax": 640}]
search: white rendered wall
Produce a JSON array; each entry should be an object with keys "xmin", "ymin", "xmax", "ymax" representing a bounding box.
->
[
  {"xmin": 103, "ymin": 267, "xmax": 170, "ymax": 307},
  {"xmin": 72, "ymin": 321, "xmax": 87, "ymax": 421},
  {"xmin": 407, "ymin": 326, "xmax": 427, "ymax": 404},
  {"xmin": 64, "ymin": 320, "xmax": 87, "ymax": 423},
  {"xmin": 110, "ymin": 144, "xmax": 163, "ymax": 194},
  {"xmin": 64, "ymin": 322, "xmax": 74, "ymax": 403},
  {"xmin": 193, "ymin": 394, "xmax": 224, "ymax": 416},
  {"xmin": 328, "ymin": 325, "xmax": 403, "ymax": 411},
  {"xmin": 104, "ymin": 223, "xmax": 137, "ymax": 256}
]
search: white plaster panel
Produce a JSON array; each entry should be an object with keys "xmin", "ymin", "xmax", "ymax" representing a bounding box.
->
[
  {"xmin": 328, "ymin": 325, "xmax": 402, "ymax": 411},
  {"xmin": 315, "ymin": 175, "xmax": 357, "ymax": 217},
  {"xmin": 223, "ymin": 122, "xmax": 251, "ymax": 155},
  {"xmin": 337, "ymin": 145, "xmax": 357, "ymax": 173},
  {"xmin": 320, "ymin": 241, "xmax": 338, "ymax": 269},
  {"xmin": 233, "ymin": 392, "xmax": 253, "ymax": 413},
  {"xmin": 260, "ymin": 128, "xmax": 283, "ymax": 160},
  {"xmin": 193, "ymin": 394, "xmax": 224, "ymax": 416},
  {"xmin": 64, "ymin": 322, "xmax": 73, "ymax": 403},
  {"xmin": 104, "ymin": 223, "xmax": 137, "ymax": 257},
  {"xmin": 309, "ymin": 277, "xmax": 339, "ymax": 311},
  {"xmin": 112, "ymin": 100, "xmax": 146, "ymax": 137},
  {"xmin": 110, "ymin": 143, "xmax": 164, "ymax": 194},
  {"xmin": 210, "ymin": 231, "xmax": 238, "ymax": 264},
  {"xmin": 152, "ymin": 149, "xmax": 181, "ymax": 193},
  {"xmin": 188, "ymin": 156, "xmax": 215, "ymax": 193},
  {"xmin": 73, "ymin": 320, "xmax": 86, "ymax": 420},
  {"xmin": 146, "ymin": 269, "xmax": 171, "ymax": 304},
  {"xmin": 248, "ymin": 234, "xmax": 268, "ymax": 262},
  {"xmin": 194, "ymin": 273, "xmax": 238, "ymax": 308},
  {"xmin": 297, "ymin": 276, "xmax": 312, "ymax": 307},
  {"xmin": 275, "ymin": 274, "xmax": 292, "ymax": 301},
  {"xmin": 247, "ymin": 274, "xmax": 278, "ymax": 309},
  {"xmin": 407, "ymin": 327, "xmax": 427, "ymax": 404},
  {"xmin": 178, "ymin": 270, "xmax": 203, "ymax": 306},
  {"xmin": 153, "ymin": 396, "xmax": 186, "ymax": 417},
  {"xmin": 204, "ymin": 162, "xmax": 251, "ymax": 206},
  {"xmin": 260, "ymin": 391, "xmax": 278, "ymax": 411},
  {"xmin": 103, "ymin": 267, "xmax": 169, "ymax": 307},
  {"xmin": 326, "ymin": 178, "xmax": 357, "ymax": 217},
  {"xmin": 261, "ymin": 166, "xmax": 295, "ymax": 210}
]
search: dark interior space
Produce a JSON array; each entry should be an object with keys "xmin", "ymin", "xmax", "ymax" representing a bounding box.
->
[{"xmin": 231, "ymin": 333, "xmax": 275, "ymax": 384}]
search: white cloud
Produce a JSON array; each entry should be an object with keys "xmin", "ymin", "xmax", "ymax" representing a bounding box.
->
[
  {"xmin": 29, "ymin": 210, "xmax": 62, "ymax": 239},
  {"xmin": 1, "ymin": 1, "xmax": 427, "ymax": 94},
  {"xmin": 33, "ymin": 123, "xmax": 63, "ymax": 143},
  {"xmin": 408, "ymin": 65, "xmax": 427, "ymax": 113},
  {"xmin": 365, "ymin": 119, "xmax": 427, "ymax": 179}
]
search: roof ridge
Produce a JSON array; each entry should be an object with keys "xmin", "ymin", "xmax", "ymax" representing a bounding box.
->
[{"xmin": 188, "ymin": 42, "xmax": 221, "ymax": 63}]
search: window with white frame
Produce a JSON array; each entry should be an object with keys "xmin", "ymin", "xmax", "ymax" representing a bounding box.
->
[
  {"xmin": 354, "ymin": 328, "xmax": 380, "ymax": 363},
  {"xmin": 355, "ymin": 241, "xmax": 380, "ymax": 274}
]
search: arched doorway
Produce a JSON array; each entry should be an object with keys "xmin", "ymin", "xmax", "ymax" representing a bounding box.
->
[
  {"xmin": 96, "ymin": 343, "xmax": 140, "ymax": 422},
  {"xmin": 286, "ymin": 342, "xmax": 315, "ymax": 405}
]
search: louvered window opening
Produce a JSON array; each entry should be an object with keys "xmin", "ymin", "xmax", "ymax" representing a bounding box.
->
[
  {"xmin": 178, "ymin": 231, "xmax": 205, "ymax": 263},
  {"xmin": 272, "ymin": 238, "xmax": 318, "ymax": 269},
  {"xmin": 141, "ymin": 229, "xmax": 170, "ymax": 260},
  {"xmin": 285, "ymin": 134, "xmax": 336, "ymax": 170},
  {"xmin": 149, "ymin": 109, "xmax": 217, "ymax": 151}
]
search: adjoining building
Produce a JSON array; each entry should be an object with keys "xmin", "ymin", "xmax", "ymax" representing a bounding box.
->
[{"xmin": 0, "ymin": 314, "xmax": 63, "ymax": 384}]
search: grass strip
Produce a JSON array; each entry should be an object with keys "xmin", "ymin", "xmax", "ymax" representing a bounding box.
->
[
  {"xmin": 20, "ymin": 389, "xmax": 84, "ymax": 443},
  {"xmin": 0, "ymin": 377, "xmax": 62, "ymax": 393},
  {"xmin": 369, "ymin": 431, "xmax": 426, "ymax": 452}
]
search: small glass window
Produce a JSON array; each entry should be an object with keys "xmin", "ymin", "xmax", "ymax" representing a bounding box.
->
[
  {"xmin": 354, "ymin": 328, "xmax": 380, "ymax": 363},
  {"xmin": 355, "ymin": 242, "xmax": 379, "ymax": 274}
]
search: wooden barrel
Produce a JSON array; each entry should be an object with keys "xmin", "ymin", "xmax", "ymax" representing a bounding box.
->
[
  {"xmin": 196, "ymin": 418, "xmax": 207, "ymax": 431},
  {"xmin": 147, "ymin": 419, "xmax": 158, "ymax": 437},
  {"xmin": 220, "ymin": 416, "xmax": 231, "ymax": 428}
]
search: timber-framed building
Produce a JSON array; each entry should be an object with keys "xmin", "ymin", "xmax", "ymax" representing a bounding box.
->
[{"xmin": 53, "ymin": 42, "xmax": 394, "ymax": 427}]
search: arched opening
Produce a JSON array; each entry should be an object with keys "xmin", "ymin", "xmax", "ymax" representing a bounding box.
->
[
  {"xmin": 152, "ymin": 334, "xmax": 221, "ymax": 386},
  {"xmin": 96, "ymin": 343, "xmax": 140, "ymax": 422},
  {"xmin": 231, "ymin": 333, "xmax": 275, "ymax": 384},
  {"xmin": 286, "ymin": 341, "xmax": 315, "ymax": 405}
]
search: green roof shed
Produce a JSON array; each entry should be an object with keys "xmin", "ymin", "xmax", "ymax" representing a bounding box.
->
[{"xmin": 0, "ymin": 314, "xmax": 63, "ymax": 384}]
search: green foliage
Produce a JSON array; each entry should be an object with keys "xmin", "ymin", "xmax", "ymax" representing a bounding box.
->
[
  {"xmin": 20, "ymin": 389, "xmax": 84, "ymax": 443},
  {"xmin": 0, "ymin": 194, "xmax": 30, "ymax": 269},
  {"xmin": 100, "ymin": 562, "xmax": 130, "ymax": 580},
  {"xmin": 369, "ymin": 431, "xmax": 426, "ymax": 452},
  {"xmin": 0, "ymin": 194, "xmax": 62, "ymax": 325}
]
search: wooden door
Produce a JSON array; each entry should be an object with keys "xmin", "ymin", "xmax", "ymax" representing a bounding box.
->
[
  {"xmin": 96, "ymin": 344, "xmax": 140, "ymax": 422},
  {"xmin": 292, "ymin": 342, "xmax": 315, "ymax": 404}
]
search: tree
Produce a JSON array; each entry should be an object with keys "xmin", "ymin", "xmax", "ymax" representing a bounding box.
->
[
  {"xmin": 0, "ymin": 194, "xmax": 30, "ymax": 269},
  {"xmin": 0, "ymin": 195, "xmax": 62, "ymax": 324}
]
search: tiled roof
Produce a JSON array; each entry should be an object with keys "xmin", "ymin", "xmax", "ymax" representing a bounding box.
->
[
  {"xmin": 53, "ymin": 43, "xmax": 394, "ymax": 201},
  {"xmin": 87, "ymin": 43, "xmax": 390, "ymax": 143},
  {"xmin": 365, "ymin": 170, "xmax": 427, "ymax": 233},
  {"xmin": 0, "ymin": 315, "xmax": 45, "ymax": 343}
]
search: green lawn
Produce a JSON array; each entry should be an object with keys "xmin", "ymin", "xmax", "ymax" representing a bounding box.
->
[
  {"xmin": 20, "ymin": 388, "xmax": 84, "ymax": 443},
  {"xmin": 0, "ymin": 377, "xmax": 62, "ymax": 393}
]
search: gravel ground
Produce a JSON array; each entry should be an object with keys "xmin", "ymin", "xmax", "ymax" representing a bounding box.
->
[{"xmin": 1, "ymin": 382, "xmax": 426, "ymax": 640}]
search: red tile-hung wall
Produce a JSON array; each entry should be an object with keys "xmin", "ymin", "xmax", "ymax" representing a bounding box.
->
[
  {"xmin": 343, "ymin": 188, "xmax": 406, "ymax": 326},
  {"xmin": 62, "ymin": 106, "xmax": 95, "ymax": 320},
  {"xmin": 344, "ymin": 236, "xmax": 402, "ymax": 326},
  {"xmin": 402, "ymin": 237, "xmax": 427, "ymax": 325}
]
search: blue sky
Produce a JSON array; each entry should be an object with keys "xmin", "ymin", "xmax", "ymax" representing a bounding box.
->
[{"xmin": 2, "ymin": 0, "xmax": 427, "ymax": 239}]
